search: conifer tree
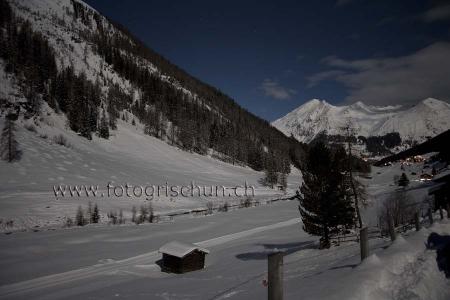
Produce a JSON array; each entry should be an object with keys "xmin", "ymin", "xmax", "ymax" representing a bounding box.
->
[
  {"xmin": 340, "ymin": 119, "xmax": 363, "ymax": 228},
  {"xmin": 278, "ymin": 172, "xmax": 287, "ymax": 192},
  {"xmin": 131, "ymin": 205, "xmax": 137, "ymax": 223},
  {"xmin": 98, "ymin": 110, "xmax": 109, "ymax": 139},
  {"xmin": 297, "ymin": 142, "xmax": 355, "ymax": 249},
  {"xmin": 0, "ymin": 115, "xmax": 21, "ymax": 162},
  {"xmin": 92, "ymin": 204, "xmax": 100, "ymax": 223},
  {"xmin": 263, "ymin": 155, "xmax": 278, "ymax": 188},
  {"xmin": 119, "ymin": 209, "xmax": 124, "ymax": 224},
  {"xmin": 139, "ymin": 204, "xmax": 149, "ymax": 223},
  {"xmin": 87, "ymin": 201, "xmax": 93, "ymax": 223},
  {"xmin": 264, "ymin": 167, "xmax": 278, "ymax": 189},
  {"xmin": 75, "ymin": 206, "xmax": 85, "ymax": 226},
  {"xmin": 148, "ymin": 203, "xmax": 154, "ymax": 223},
  {"xmin": 398, "ymin": 172, "xmax": 410, "ymax": 187}
]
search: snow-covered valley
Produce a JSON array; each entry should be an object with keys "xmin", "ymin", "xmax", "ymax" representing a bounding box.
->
[
  {"xmin": 0, "ymin": 162, "xmax": 449, "ymax": 300},
  {"xmin": 1, "ymin": 0, "xmax": 450, "ymax": 299},
  {"xmin": 0, "ymin": 109, "xmax": 301, "ymax": 231}
]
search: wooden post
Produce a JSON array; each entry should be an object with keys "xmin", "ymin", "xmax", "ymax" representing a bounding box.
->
[
  {"xmin": 378, "ymin": 216, "xmax": 383, "ymax": 237},
  {"xmin": 414, "ymin": 212, "xmax": 421, "ymax": 231},
  {"xmin": 428, "ymin": 208, "xmax": 434, "ymax": 225},
  {"xmin": 439, "ymin": 206, "xmax": 444, "ymax": 220},
  {"xmin": 360, "ymin": 227, "xmax": 369, "ymax": 261},
  {"xmin": 447, "ymin": 203, "xmax": 450, "ymax": 219},
  {"xmin": 268, "ymin": 252, "xmax": 283, "ymax": 300},
  {"xmin": 388, "ymin": 214, "xmax": 396, "ymax": 241}
]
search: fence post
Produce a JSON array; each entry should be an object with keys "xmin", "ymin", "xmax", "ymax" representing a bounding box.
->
[
  {"xmin": 428, "ymin": 208, "xmax": 434, "ymax": 225},
  {"xmin": 439, "ymin": 206, "xmax": 444, "ymax": 220},
  {"xmin": 414, "ymin": 212, "xmax": 421, "ymax": 231},
  {"xmin": 388, "ymin": 214, "xmax": 396, "ymax": 241},
  {"xmin": 360, "ymin": 227, "xmax": 369, "ymax": 261},
  {"xmin": 268, "ymin": 252, "xmax": 283, "ymax": 300},
  {"xmin": 447, "ymin": 203, "xmax": 450, "ymax": 219}
]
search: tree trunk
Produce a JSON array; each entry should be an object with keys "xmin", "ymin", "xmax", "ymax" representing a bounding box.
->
[
  {"xmin": 348, "ymin": 140, "xmax": 363, "ymax": 228},
  {"xmin": 414, "ymin": 212, "xmax": 421, "ymax": 231},
  {"xmin": 8, "ymin": 120, "xmax": 12, "ymax": 162},
  {"xmin": 388, "ymin": 213, "xmax": 396, "ymax": 241},
  {"xmin": 321, "ymin": 225, "xmax": 330, "ymax": 249}
]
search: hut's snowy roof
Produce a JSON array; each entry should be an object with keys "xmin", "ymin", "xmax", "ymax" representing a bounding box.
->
[{"xmin": 159, "ymin": 241, "xmax": 209, "ymax": 258}]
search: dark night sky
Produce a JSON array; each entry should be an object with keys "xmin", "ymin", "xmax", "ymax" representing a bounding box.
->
[{"xmin": 85, "ymin": 0, "xmax": 450, "ymax": 121}]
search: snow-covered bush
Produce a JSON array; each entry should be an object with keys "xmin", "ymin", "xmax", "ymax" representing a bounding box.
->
[
  {"xmin": 379, "ymin": 189, "xmax": 416, "ymax": 231},
  {"xmin": 24, "ymin": 123, "xmax": 37, "ymax": 133},
  {"xmin": 75, "ymin": 206, "xmax": 87, "ymax": 226},
  {"xmin": 131, "ymin": 206, "xmax": 137, "ymax": 224},
  {"xmin": 206, "ymin": 201, "xmax": 214, "ymax": 214},
  {"xmin": 52, "ymin": 134, "xmax": 70, "ymax": 147},
  {"xmin": 65, "ymin": 217, "xmax": 73, "ymax": 227},
  {"xmin": 219, "ymin": 202, "xmax": 229, "ymax": 212},
  {"xmin": 107, "ymin": 210, "xmax": 119, "ymax": 225}
]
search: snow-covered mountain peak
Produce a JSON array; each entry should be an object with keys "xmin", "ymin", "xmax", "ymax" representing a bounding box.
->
[
  {"xmin": 300, "ymin": 98, "xmax": 331, "ymax": 109},
  {"xmin": 420, "ymin": 97, "xmax": 450, "ymax": 110},
  {"xmin": 349, "ymin": 101, "xmax": 368, "ymax": 109},
  {"xmin": 273, "ymin": 98, "xmax": 450, "ymax": 145}
]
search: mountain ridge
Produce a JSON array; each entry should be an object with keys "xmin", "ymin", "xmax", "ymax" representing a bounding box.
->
[
  {"xmin": 272, "ymin": 98, "xmax": 450, "ymax": 146},
  {"xmin": 0, "ymin": 0, "xmax": 306, "ymax": 173}
]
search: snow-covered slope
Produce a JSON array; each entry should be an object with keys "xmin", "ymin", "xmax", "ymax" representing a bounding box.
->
[
  {"xmin": 0, "ymin": 0, "xmax": 304, "ymax": 231},
  {"xmin": 0, "ymin": 105, "xmax": 301, "ymax": 230},
  {"xmin": 273, "ymin": 98, "xmax": 450, "ymax": 144},
  {"xmin": 7, "ymin": 0, "xmax": 186, "ymax": 99}
]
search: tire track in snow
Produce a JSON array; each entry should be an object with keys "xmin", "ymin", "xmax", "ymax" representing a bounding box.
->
[{"xmin": 0, "ymin": 218, "xmax": 300, "ymax": 298}]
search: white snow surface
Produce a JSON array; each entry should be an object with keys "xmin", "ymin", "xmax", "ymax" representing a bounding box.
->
[
  {"xmin": 0, "ymin": 102, "xmax": 301, "ymax": 230},
  {"xmin": 159, "ymin": 241, "xmax": 209, "ymax": 258},
  {"xmin": 272, "ymin": 98, "xmax": 450, "ymax": 143},
  {"xmin": 0, "ymin": 162, "xmax": 449, "ymax": 299}
]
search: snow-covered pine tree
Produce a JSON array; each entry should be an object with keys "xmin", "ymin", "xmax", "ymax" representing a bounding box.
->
[
  {"xmin": 0, "ymin": 115, "xmax": 21, "ymax": 162},
  {"xmin": 297, "ymin": 142, "xmax": 355, "ymax": 249},
  {"xmin": 139, "ymin": 204, "xmax": 149, "ymax": 223},
  {"xmin": 278, "ymin": 172, "xmax": 287, "ymax": 192},
  {"xmin": 119, "ymin": 209, "xmax": 124, "ymax": 224},
  {"xmin": 87, "ymin": 201, "xmax": 93, "ymax": 223},
  {"xmin": 263, "ymin": 155, "xmax": 278, "ymax": 189},
  {"xmin": 264, "ymin": 168, "xmax": 278, "ymax": 189},
  {"xmin": 398, "ymin": 172, "xmax": 410, "ymax": 187},
  {"xmin": 148, "ymin": 203, "xmax": 155, "ymax": 223},
  {"xmin": 75, "ymin": 205, "xmax": 85, "ymax": 226},
  {"xmin": 340, "ymin": 119, "xmax": 363, "ymax": 228},
  {"xmin": 92, "ymin": 204, "xmax": 100, "ymax": 223},
  {"xmin": 131, "ymin": 205, "xmax": 137, "ymax": 224},
  {"xmin": 98, "ymin": 110, "xmax": 109, "ymax": 139}
]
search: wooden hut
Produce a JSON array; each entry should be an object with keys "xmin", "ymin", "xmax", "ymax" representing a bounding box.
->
[
  {"xmin": 429, "ymin": 171, "xmax": 450, "ymax": 215},
  {"xmin": 159, "ymin": 241, "xmax": 209, "ymax": 273}
]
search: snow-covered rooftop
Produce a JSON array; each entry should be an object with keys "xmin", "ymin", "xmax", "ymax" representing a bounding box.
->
[{"xmin": 159, "ymin": 241, "xmax": 209, "ymax": 258}]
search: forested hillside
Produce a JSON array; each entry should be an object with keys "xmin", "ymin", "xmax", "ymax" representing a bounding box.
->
[{"xmin": 0, "ymin": 0, "xmax": 306, "ymax": 173}]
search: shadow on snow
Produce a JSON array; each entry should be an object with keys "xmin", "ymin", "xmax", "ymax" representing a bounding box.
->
[
  {"xmin": 426, "ymin": 232, "xmax": 450, "ymax": 278},
  {"xmin": 235, "ymin": 241, "xmax": 316, "ymax": 261}
]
